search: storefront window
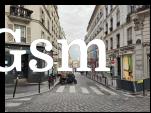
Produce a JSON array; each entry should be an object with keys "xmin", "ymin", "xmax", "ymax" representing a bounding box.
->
[{"xmin": 123, "ymin": 55, "xmax": 133, "ymax": 81}]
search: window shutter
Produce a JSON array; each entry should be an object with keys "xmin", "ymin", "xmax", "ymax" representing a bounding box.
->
[
  {"xmin": 7, "ymin": 24, "xmax": 14, "ymax": 42},
  {"xmin": 27, "ymin": 27, "xmax": 31, "ymax": 43}
]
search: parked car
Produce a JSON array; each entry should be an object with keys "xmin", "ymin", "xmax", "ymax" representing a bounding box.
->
[
  {"xmin": 59, "ymin": 72, "xmax": 77, "ymax": 85},
  {"xmin": 59, "ymin": 72, "xmax": 67, "ymax": 85},
  {"xmin": 66, "ymin": 73, "xmax": 77, "ymax": 84}
]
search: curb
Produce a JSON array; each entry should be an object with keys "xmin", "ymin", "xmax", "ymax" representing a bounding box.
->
[
  {"xmin": 5, "ymin": 82, "xmax": 48, "ymax": 87},
  {"xmin": 85, "ymin": 75, "xmax": 150, "ymax": 97},
  {"xmin": 5, "ymin": 79, "xmax": 60, "ymax": 100}
]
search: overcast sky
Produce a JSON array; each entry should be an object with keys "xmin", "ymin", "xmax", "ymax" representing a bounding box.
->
[{"xmin": 58, "ymin": 5, "xmax": 95, "ymax": 60}]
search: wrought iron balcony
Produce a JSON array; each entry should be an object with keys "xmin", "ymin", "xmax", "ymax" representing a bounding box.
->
[{"xmin": 9, "ymin": 5, "xmax": 33, "ymax": 21}]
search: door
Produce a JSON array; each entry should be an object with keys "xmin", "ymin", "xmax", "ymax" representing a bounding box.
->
[
  {"xmin": 21, "ymin": 54, "xmax": 29, "ymax": 78},
  {"xmin": 117, "ymin": 57, "xmax": 121, "ymax": 78},
  {"xmin": 148, "ymin": 55, "xmax": 150, "ymax": 77}
]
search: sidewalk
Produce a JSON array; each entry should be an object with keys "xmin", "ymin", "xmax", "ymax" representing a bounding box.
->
[
  {"xmin": 5, "ymin": 77, "xmax": 60, "ymax": 100},
  {"xmin": 5, "ymin": 81, "xmax": 48, "ymax": 87},
  {"xmin": 85, "ymin": 72, "xmax": 150, "ymax": 97}
]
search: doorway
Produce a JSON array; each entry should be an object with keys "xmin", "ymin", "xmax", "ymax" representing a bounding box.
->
[
  {"xmin": 148, "ymin": 54, "xmax": 150, "ymax": 77},
  {"xmin": 117, "ymin": 57, "xmax": 121, "ymax": 78},
  {"xmin": 21, "ymin": 54, "xmax": 29, "ymax": 78}
]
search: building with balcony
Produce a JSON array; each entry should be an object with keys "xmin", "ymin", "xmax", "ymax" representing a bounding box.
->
[
  {"xmin": 85, "ymin": 5, "xmax": 150, "ymax": 92},
  {"xmin": 5, "ymin": 5, "xmax": 64, "ymax": 83}
]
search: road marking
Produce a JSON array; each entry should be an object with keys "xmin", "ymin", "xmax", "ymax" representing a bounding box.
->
[
  {"xmin": 5, "ymin": 102, "xmax": 22, "ymax": 107},
  {"xmin": 96, "ymin": 84, "xmax": 118, "ymax": 95},
  {"xmin": 69, "ymin": 86, "xmax": 76, "ymax": 93},
  {"xmin": 56, "ymin": 86, "xmax": 65, "ymax": 93},
  {"xmin": 89, "ymin": 86, "xmax": 104, "ymax": 95},
  {"xmin": 123, "ymin": 94, "xmax": 135, "ymax": 97},
  {"xmin": 81, "ymin": 87, "xmax": 89, "ymax": 94},
  {"xmin": 13, "ymin": 97, "xmax": 32, "ymax": 101}
]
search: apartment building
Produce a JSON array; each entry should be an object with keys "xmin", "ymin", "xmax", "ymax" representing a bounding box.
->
[
  {"xmin": 85, "ymin": 5, "xmax": 150, "ymax": 92},
  {"xmin": 5, "ymin": 5, "xmax": 64, "ymax": 83}
]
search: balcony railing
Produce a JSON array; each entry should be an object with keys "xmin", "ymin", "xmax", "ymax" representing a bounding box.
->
[
  {"xmin": 10, "ymin": 5, "xmax": 33, "ymax": 19},
  {"xmin": 127, "ymin": 40, "xmax": 132, "ymax": 45}
]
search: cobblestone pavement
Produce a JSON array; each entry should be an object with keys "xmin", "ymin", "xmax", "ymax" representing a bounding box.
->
[{"xmin": 5, "ymin": 73, "xmax": 150, "ymax": 112}]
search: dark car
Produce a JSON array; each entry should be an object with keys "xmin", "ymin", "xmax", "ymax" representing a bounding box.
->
[
  {"xmin": 59, "ymin": 72, "xmax": 77, "ymax": 85},
  {"xmin": 59, "ymin": 72, "xmax": 67, "ymax": 85},
  {"xmin": 66, "ymin": 73, "xmax": 77, "ymax": 84}
]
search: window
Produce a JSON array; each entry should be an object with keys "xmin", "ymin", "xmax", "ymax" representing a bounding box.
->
[
  {"xmin": 14, "ymin": 24, "xmax": 26, "ymax": 43},
  {"xmin": 52, "ymin": 21, "xmax": 53, "ymax": 32},
  {"xmin": 47, "ymin": 20, "xmax": 50, "ymax": 31},
  {"xmin": 116, "ymin": 34, "xmax": 120, "ymax": 48},
  {"xmin": 116, "ymin": 9, "xmax": 120, "ymax": 27},
  {"xmin": 41, "ymin": 31, "xmax": 45, "ymax": 39},
  {"xmin": 47, "ymin": 36, "xmax": 50, "ymax": 41},
  {"xmin": 128, "ymin": 5, "xmax": 135, "ymax": 14},
  {"xmin": 110, "ymin": 5, "xmax": 113, "ymax": 11},
  {"xmin": 110, "ymin": 38, "xmax": 113, "ymax": 49},
  {"xmin": 41, "ymin": 9, "xmax": 45, "ymax": 25},
  {"xmin": 100, "ymin": 12, "xmax": 103, "ymax": 18},
  {"xmin": 110, "ymin": 17, "xmax": 113, "ymax": 31},
  {"xmin": 105, "ymin": 23, "xmax": 108, "ymax": 35},
  {"xmin": 105, "ymin": 5, "xmax": 108, "ymax": 17},
  {"xmin": 127, "ymin": 27, "xmax": 132, "ymax": 45},
  {"xmin": 106, "ymin": 40, "xmax": 108, "ymax": 51}
]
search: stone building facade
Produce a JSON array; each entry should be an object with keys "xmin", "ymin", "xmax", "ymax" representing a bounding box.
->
[
  {"xmin": 85, "ymin": 5, "xmax": 150, "ymax": 92},
  {"xmin": 5, "ymin": 5, "xmax": 64, "ymax": 83}
]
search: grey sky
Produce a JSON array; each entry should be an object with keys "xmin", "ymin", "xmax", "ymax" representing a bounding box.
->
[{"xmin": 58, "ymin": 5, "xmax": 95, "ymax": 60}]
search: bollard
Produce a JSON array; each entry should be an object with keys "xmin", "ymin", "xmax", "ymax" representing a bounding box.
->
[
  {"xmin": 38, "ymin": 81, "xmax": 40, "ymax": 93},
  {"xmin": 143, "ymin": 80, "xmax": 146, "ymax": 96},
  {"xmin": 48, "ymin": 80, "xmax": 51, "ymax": 90},
  {"xmin": 13, "ymin": 77, "xmax": 18, "ymax": 98}
]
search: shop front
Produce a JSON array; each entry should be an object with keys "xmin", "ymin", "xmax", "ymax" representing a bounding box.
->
[
  {"xmin": 5, "ymin": 43, "xmax": 46, "ymax": 84},
  {"xmin": 123, "ymin": 54, "xmax": 133, "ymax": 81}
]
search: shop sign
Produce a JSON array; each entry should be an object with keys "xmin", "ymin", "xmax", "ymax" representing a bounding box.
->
[{"xmin": 137, "ymin": 80, "xmax": 144, "ymax": 84}]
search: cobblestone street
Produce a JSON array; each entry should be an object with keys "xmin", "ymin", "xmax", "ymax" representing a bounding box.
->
[{"xmin": 5, "ymin": 73, "xmax": 150, "ymax": 112}]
